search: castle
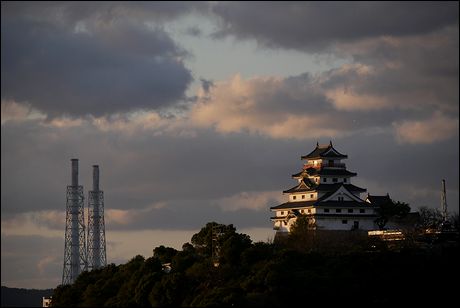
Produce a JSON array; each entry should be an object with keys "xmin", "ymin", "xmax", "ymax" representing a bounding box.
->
[{"xmin": 271, "ymin": 142, "xmax": 389, "ymax": 233}]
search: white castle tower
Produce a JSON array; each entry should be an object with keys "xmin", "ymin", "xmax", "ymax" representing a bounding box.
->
[{"xmin": 270, "ymin": 142, "xmax": 382, "ymax": 233}]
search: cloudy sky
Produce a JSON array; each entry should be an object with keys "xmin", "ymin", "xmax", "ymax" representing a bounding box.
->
[{"xmin": 1, "ymin": 1, "xmax": 458, "ymax": 289}]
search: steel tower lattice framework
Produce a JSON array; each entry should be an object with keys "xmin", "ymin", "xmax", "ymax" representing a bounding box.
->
[
  {"xmin": 62, "ymin": 159, "xmax": 87, "ymax": 285},
  {"xmin": 87, "ymin": 165, "xmax": 107, "ymax": 270},
  {"xmin": 441, "ymin": 179, "xmax": 448, "ymax": 222}
]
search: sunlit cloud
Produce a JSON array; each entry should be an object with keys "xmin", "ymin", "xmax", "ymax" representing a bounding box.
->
[
  {"xmin": 1, "ymin": 2, "xmax": 458, "ymax": 291},
  {"xmin": 105, "ymin": 209, "xmax": 136, "ymax": 225},
  {"xmin": 37, "ymin": 256, "xmax": 57, "ymax": 275},
  {"xmin": 325, "ymin": 89, "xmax": 390, "ymax": 111},
  {"xmin": 217, "ymin": 190, "xmax": 283, "ymax": 212},
  {"xmin": 1, "ymin": 100, "xmax": 46, "ymax": 124},
  {"xmin": 393, "ymin": 112, "xmax": 459, "ymax": 144},
  {"xmin": 190, "ymin": 74, "xmax": 345, "ymax": 139}
]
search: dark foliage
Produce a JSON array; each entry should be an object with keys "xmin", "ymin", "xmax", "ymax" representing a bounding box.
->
[
  {"xmin": 51, "ymin": 222, "xmax": 458, "ymax": 307},
  {"xmin": 375, "ymin": 200, "xmax": 411, "ymax": 229}
]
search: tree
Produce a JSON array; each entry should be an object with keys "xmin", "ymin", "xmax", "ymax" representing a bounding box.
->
[
  {"xmin": 417, "ymin": 206, "xmax": 444, "ymax": 229},
  {"xmin": 375, "ymin": 200, "xmax": 410, "ymax": 229},
  {"xmin": 153, "ymin": 245, "xmax": 178, "ymax": 264},
  {"xmin": 191, "ymin": 222, "xmax": 237, "ymax": 256},
  {"xmin": 288, "ymin": 215, "xmax": 316, "ymax": 251},
  {"xmin": 290, "ymin": 215, "xmax": 315, "ymax": 235},
  {"xmin": 219, "ymin": 232, "xmax": 252, "ymax": 266},
  {"xmin": 450, "ymin": 212, "xmax": 459, "ymax": 231}
]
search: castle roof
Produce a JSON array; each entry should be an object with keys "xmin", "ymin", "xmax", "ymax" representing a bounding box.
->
[
  {"xmin": 270, "ymin": 200, "xmax": 372, "ymax": 210},
  {"xmin": 366, "ymin": 194, "xmax": 392, "ymax": 206},
  {"xmin": 270, "ymin": 200, "xmax": 316, "ymax": 210},
  {"xmin": 272, "ymin": 184, "xmax": 370, "ymax": 210},
  {"xmin": 282, "ymin": 178, "xmax": 316, "ymax": 193},
  {"xmin": 283, "ymin": 181, "xmax": 366, "ymax": 194},
  {"xmin": 316, "ymin": 183, "xmax": 367, "ymax": 193},
  {"xmin": 301, "ymin": 142, "xmax": 347, "ymax": 160},
  {"xmin": 292, "ymin": 168, "xmax": 357, "ymax": 178}
]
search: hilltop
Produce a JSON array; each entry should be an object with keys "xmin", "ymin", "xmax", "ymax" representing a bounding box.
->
[{"xmin": 50, "ymin": 221, "xmax": 458, "ymax": 306}]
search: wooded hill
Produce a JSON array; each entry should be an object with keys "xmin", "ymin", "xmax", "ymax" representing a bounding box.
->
[{"xmin": 50, "ymin": 220, "xmax": 458, "ymax": 307}]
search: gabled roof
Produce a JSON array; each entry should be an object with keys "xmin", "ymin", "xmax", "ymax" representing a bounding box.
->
[
  {"xmin": 315, "ymin": 201, "xmax": 371, "ymax": 208},
  {"xmin": 291, "ymin": 169, "xmax": 310, "ymax": 178},
  {"xmin": 318, "ymin": 184, "xmax": 364, "ymax": 203},
  {"xmin": 316, "ymin": 183, "xmax": 367, "ymax": 193},
  {"xmin": 282, "ymin": 178, "xmax": 316, "ymax": 193},
  {"xmin": 301, "ymin": 141, "xmax": 347, "ymax": 160}
]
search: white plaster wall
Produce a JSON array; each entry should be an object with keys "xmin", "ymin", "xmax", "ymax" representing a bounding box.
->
[
  {"xmin": 289, "ymin": 192, "xmax": 317, "ymax": 202},
  {"xmin": 316, "ymin": 217, "xmax": 376, "ymax": 230},
  {"xmin": 276, "ymin": 210, "xmax": 287, "ymax": 217}
]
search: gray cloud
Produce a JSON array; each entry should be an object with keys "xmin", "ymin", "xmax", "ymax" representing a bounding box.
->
[
  {"xmin": 1, "ymin": 4, "xmax": 194, "ymax": 117},
  {"xmin": 2, "ymin": 2, "xmax": 459, "ymax": 292},
  {"xmin": 211, "ymin": 2, "xmax": 459, "ymax": 51},
  {"xmin": 1, "ymin": 2, "xmax": 205, "ymax": 28},
  {"xmin": 1, "ymin": 235, "xmax": 63, "ymax": 289},
  {"xmin": 2, "ymin": 113, "xmax": 458, "ymax": 223},
  {"xmin": 1, "ymin": 119, "xmax": 295, "ymax": 214}
]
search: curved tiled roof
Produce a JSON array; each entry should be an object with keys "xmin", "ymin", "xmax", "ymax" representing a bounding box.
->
[
  {"xmin": 282, "ymin": 178, "xmax": 316, "ymax": 193},
  {"xmin": 366, "ymin": 194, "xmax": 392, "ymax": 206},
  {"xmin": 316, "ymin": 183, "xmax": 367, "ymax": 193},
  {"xmin": 291, "ymin": 169, "xmax": 310, "ymax": 178},
  {"xmin": 301, "ymin": 142, "xmax": 347, "ymax": 160},
  {"xmin": 315, "ymin": 201, "xmax": 367, "ymax": 207},
  {"xmin": 292, "ymin": 168, "xmax": 357, "ymax": 178},
  {"xmin": 270, "ymin": 199, "xmax": 374, "ymax": 211},
  {"xmin": 270, "ymin": 200, "xmax": 316, "ymax": 210}
]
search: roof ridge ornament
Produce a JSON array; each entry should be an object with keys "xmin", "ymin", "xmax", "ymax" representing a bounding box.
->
[
  {"xmin": 329, "ymin": 140, "xmax": 333, "ymax": 146},
  {"xmin": 316, "ymin": 141, "xmax": 319, "ymax": 147}
]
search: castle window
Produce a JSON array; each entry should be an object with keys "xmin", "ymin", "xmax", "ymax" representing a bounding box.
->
[
  {"xmin": 344, "ymin": 178, "xmax": 347, "ymax": 183},
  {"xmin": 300, "ymin": 209, "xmax": 304, "ymax": 213},
  {"xmin": 336, "ymin": 209, "xmax": 342, "ymax": 213},
  {"xmin": 281, "ymin": 211, "xmax": 285, "ymax": 215},
  {"xmin": 308, "ymin": 209, "xmax": 311, "ymax": 213},
  {"xmin": 324, "ymin": 209, "xmax": 330, "ymax": 213},
  {"xmin": 338, "ymin": 196, "xmax": 344, "ymax": 201},
  {"xmin": 348, "ymin": 209, "xmax": 353, "ymax": 213},
  {"xmin": 360, "ymin": 209, "xmax": 365, "ymax": 213},
  {"xmin": 302, "ymin": 195, "xmax": 305, "ymax": 199},
  {"xmin": 333, "ymin": 178, "xmax": 338, "ymax": 183},
  {"xmin": 342, "ymin": 220, "xmax": 348, "ymax": 224},
  {"xmin": 310, "ymin": 194, "xmax": 314, "ymax": 198},
  {"xmin": 293, "ymin": 196, "xmax": 297, "ymax": 200}
]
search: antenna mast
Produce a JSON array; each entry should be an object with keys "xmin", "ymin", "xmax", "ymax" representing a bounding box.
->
[
  {"xmin": 62, "ymin": 159, "xmax": 87, "ymax": 285},
  {"xmin": 87, "ymin": 165, "xmax": 107, "ymax": 270},
  {"xmin": 441, "ymin": 179, "xmax": 448, "ymax": 222}
]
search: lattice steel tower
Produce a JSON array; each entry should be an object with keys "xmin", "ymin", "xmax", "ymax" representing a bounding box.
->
[
  {"xmin": 62, "ymin": 159, "xmax": 87, "ymax": 285},
  {"xmin": 87, "ymin": 165, "xmax": 107, "ymax": 270},
  {"xmin": 441, "ymin": 179, "xmax": 448, "ymax": 222}
]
